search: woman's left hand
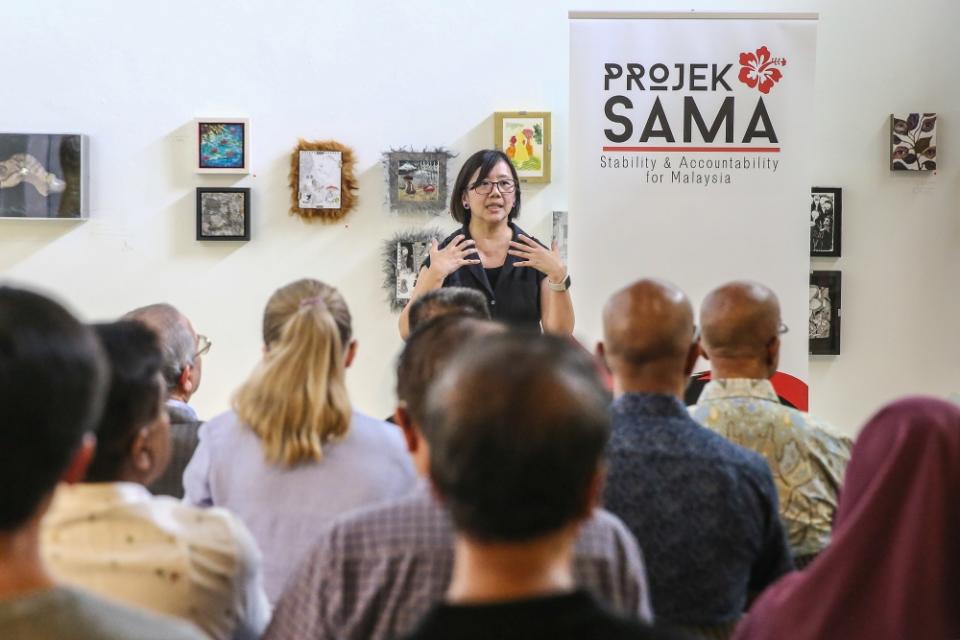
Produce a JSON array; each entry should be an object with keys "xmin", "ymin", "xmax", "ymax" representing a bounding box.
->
[{"xmin": 508, "ymin": 235, "xmax": 567, "ymax": 283}]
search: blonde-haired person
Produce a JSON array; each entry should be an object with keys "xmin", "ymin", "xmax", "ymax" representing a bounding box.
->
[{"xmin": 183, "ymin": 279, "xmax": 417, "ymax": 602}]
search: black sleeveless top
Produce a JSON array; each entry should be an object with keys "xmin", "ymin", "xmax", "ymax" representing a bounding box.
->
[{"xmin": 422, "ymin": 222, "xmax": 547, "ymax": 331}]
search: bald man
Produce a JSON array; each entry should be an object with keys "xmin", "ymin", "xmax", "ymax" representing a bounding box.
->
[
  {"xmin": 690, "ymin": 281, "xmax": 852, "ymax": 566},
  {"xmin": 600, "ymin": 279, "xmax": 792, "ymax": 636}
]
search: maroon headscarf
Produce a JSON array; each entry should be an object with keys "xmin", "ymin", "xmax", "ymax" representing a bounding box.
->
[{"xmin": 733, "ymin": 396, "xmax": 960, "ymax": 640}]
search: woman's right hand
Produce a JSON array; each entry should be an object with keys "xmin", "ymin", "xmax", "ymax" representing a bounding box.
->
[{"xmin": 428, "ymin": 235, "xmax": 480, "ymax": 278}]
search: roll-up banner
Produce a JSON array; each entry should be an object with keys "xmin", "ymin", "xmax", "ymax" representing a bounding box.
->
[{"xmin": 569, "ymin": 12, "xmax": 818, "ymax": 408}]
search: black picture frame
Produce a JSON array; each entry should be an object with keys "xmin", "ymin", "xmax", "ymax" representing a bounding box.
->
[
  {"xmin": 809, "ymin": 270, "xmax": 841, "ymax": 355},
  {"xmin": 810, "ymin": 187, "xmax": 841, "ymax": 257},
  {"xmin": 196, "ymin": 187, "xmax": 250, "ymax": 241}
]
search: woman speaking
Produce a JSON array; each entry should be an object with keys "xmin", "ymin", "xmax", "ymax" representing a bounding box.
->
[{"xmin": 399, "ymin": 149, "xmax": 574, "ymax": 337}]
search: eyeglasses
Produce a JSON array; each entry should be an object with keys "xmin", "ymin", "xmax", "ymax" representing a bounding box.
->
[
  {"xmin": 777, "ymin": 322, "xmax": 789, "ymax": 335},
  {"xmin": 469, "ymin": 179, "xmax": 517, "ymax": 195},
  {"xmin": 692, "ymin": 324, "xmax": 701, "ymax": 344},
  {"xmin": 196, "ymin": 334, "xmax": 212, "ymax": 358}
]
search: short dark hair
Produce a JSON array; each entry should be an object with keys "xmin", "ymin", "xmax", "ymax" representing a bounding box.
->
[
  {"xmin": 0, "ymin": 287, "xmax": 107, "ymax": 531},
  {"xmin": 424, "ymin": 333, "xmax": 611, "ymax": 542},
  {"xmin": 450, "ymin": 149, "xmax": 521, "ymax": 224},
  {"xmin": 84, "ymin": 321, "xmax": 165, "ymax": 482},
  {"xmin": 397, "ymin": 315, "xmax": 503, "ymax": 428},
  {"xmin": 407, "ymin": 287, "xmax": 491, "ymax": 333}
]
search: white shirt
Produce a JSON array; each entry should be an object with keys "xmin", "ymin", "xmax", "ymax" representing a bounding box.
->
[{"xmin": 42, "ymin": 482, "xmax": 270, "ymax": 640}]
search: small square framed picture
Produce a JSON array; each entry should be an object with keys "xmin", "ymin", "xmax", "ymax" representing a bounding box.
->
[
  {"xmin": 809, "ymin": 270, "xmax": 841, "ymax": 355},
  {"xmin": 810, "ymin": 187, "xmax": 841, "ymax": 257},
  {"xmin": 196, "ymin": 188, "xmax": 250, "ymax": 241},
  {"xmin": 494, "ymin": 111, "xmax": 551, "ymax": 183},
  {"xmin": 196, "ymin": 118, "xmax": 249, "ymax": 173}
]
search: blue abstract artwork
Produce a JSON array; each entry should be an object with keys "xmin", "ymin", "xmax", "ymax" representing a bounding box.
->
[{"xmin": 198, "ymin": 122, "xmax": 245, "ymax": 169}]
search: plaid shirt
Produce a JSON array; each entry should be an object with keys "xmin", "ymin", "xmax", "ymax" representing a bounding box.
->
[{"xmin": 264, "ymin": 486, "xmax": 652, "ymax": 640}]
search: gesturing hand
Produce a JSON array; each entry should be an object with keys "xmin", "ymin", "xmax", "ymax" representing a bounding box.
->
[
  {"xmin": 508, "ymin": 235, "xmax": 567, "ymax": 283},
  {"xmin": 428, "ymin": 235, "xmax": 480, "ymax": 278}
]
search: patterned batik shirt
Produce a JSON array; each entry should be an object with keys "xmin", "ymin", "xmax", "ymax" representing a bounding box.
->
[
  {"xmin": 690, "ymin": 379, "xmax": 852, "ymax": 558},
  {"xmin": 263, "ymin": 486, "xmax": 653, "ymax": 640},
  {"xmin": 604, "ymin": 393, "xmax": 793, "ymax": 627}
]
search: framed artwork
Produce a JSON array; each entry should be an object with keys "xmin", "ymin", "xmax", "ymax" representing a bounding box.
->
[
  {"xmin": 196, "ymin": 187, "xmax": 250, "ymax": 241},
  {"xmin": 810, "ymin": 187, "xmax": 841, "ymax": 257},
  {"xmin": 0, "ymin": 133, "xmax": 88, "ymax": 219},
  {"xmin": 383, "ymin": 149, "xmax": 453, "ymax": 213},
  {"xmin": 381, "ymin": 228, "xmax": 444, "ymax": 311},
  {"xmin": 809, "ymin": 270, "xmax": 841, "ymax": 355},
  {"xmin": 289, "ymin": 139, "xmax": 358, "ymax": 222},
  {"xmin": 552, "ymin": 210, "xmax": 568, "ymax": 264},
  {"xmin": 196, "ymin": 118, "xmax": 248, "ymax": 174},
  {"xmin": 890, "ymin": 113, "xmax": 936, "ymax": 171},
  {"xmin": 494, "ymin": 111, "xmax": 551, "ymax": 183}
]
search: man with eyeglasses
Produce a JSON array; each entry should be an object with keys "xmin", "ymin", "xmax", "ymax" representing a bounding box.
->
[
  {"xmin": 598, "ymin": 279, "xmax": 792, "ymax": 638},
  {"xmin": 124, "ymin": 303, "xmax": 210, "ymax": 498},
  {"xmin": 690, "ymin": 281, "xmax": 852, "ymax": 568}
]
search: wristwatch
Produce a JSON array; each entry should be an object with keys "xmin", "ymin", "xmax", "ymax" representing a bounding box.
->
[{"xmin": 547, "ymin": 274, "xmax": 572, "ymax": 292}]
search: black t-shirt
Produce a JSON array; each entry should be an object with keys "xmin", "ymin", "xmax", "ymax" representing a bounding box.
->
[
  {"xmin": 422, "ymin": 223, "xmax": 546, "ymax": 331},
  {"xmin": 401, "ymin": 590, "xmax": 689, "ymax": 640}
]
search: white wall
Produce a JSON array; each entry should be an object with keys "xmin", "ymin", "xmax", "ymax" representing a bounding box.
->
[{"xmin": 2, "ymin": 0, "xmax": 957, "ymax": 437}]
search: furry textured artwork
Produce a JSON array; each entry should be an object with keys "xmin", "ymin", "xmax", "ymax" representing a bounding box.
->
[
  {"xmin": 382, "ymin": 148, "xmax": 454, "ymax": 214},
  {"xmin": 381, "ymin": 227, "xmax": 446, "ymax": 311},
  {"xmin": 289, "ymin": 139, "xmax": 358, "ymax": 222}
]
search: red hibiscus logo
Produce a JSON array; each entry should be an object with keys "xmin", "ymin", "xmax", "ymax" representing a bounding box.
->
[{"xmin": 738, "ymin": 46, "xmax": 787, "ymax": 94}]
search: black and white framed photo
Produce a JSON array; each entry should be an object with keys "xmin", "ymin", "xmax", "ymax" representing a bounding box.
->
[
  {"xmin": 196, "ymin": 187, "xmax": 250, "ymax": 241},
  {"xmin": 810, "ymin": 187, "xmax": 841, "ymax": 257},
  {"xmin": 552, "ymin": 210, "xmax": 568, "ymax": 264},
  {"xmin": 381, "ymin": 228, "xmax": 444, "ymax": 311},
  {"xmin": 809, "ymin": 270, "xmax": 841, "ymax": 355}
]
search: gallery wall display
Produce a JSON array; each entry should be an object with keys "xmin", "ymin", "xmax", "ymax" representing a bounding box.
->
[
  {"xmin": 494, "ymin": 111, "xmax": 551, "ymax": 184},
  {"xmin": 196, "ymin": 118, "xmax": 249, "ymax": 174},
  {"xmin": 289, "ymin": 139, "xmax": 358, "ymax": 222},
  {"xmin": 809, "ymin": 270, "xmax": 841, "ymax": 355},
  {"xmin": 196, "ymin": 187, "xmax": 250, "ymax": 241},
  {"xmin": 810, "ymin": 187, "xmax": 841, "ymax": 257},
  {"xmin": 0, "ymin": 133, "xmax": 88, "ymax": 219},
  {"xmin": 890, "ymin": 113, "xmax": 937, "ymax": 171},
  {"xmin": 381, "ymin": 228, "xmax": 444, "ymax": 311},
  {"xmin": 552, "ymin": 210, "xmax": 568, "ymax": 264},
  {"xmin": 382, "ymin": 149, "xmax": 453, "ymax": 214}
]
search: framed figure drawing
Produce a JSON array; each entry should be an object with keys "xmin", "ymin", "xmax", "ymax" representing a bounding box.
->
[
  {"xmin": 809, "ymin": 270, "xmax": 841, "ymax": 355},
  {"xmin": 196, "ymin": 118, "xmax": 248, "ymax": 174},
  {"xmin": 381, "ymin": 228, "xmax": 443, "ymax": 311},
  {"xmin": 196, "ymin": 187, "xmax": 250, "ymax": 241},
  {"xmin": 494, "ymin": 112, "xmax": 551, "ymax": 183},
  {"xmin": 383, "ymin": 149, "xmax": 452, "ymax": 213},
  {"xmin": 289, "ymin": 139, "xmax": 358, "ymax": 222},
  {"xmin": 810, "ymin": 187, "xmax": 841, "ymax": 257},
  {"xmin": 890, "ymin": 113, "xmax": 936, "ymax": 171},
  {"xmin": 0, "ymin": 133, "xmax": 88, "ymax": 219}
]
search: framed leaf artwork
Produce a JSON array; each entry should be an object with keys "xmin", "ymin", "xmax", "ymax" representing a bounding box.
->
[{"xmin": 890, "ymin": 113, "xmax": 936, "ymax": 171}]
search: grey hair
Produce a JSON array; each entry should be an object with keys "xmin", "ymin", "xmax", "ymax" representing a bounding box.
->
[{"xmin": 123, "ymin": 303, "xmax": 195, "ymax": 391}]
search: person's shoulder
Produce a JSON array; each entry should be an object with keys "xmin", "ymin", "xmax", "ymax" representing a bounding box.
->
[
  {"xmin": 348, "ymin": 411, "xmax": 412, "ymax": 452},
  {"xmin": 319, "ymin": 489, "xmax": 450, "ymax": 557},
  {"xmin": 576, "ymin": 507, "xmax": 635, "ymax": 549},
  {"xmin": 437, "ymin": 226, "xmax": 468, "ymax": 248},
  {"xmin": 39, "ymin": 587, "xmax": 205, "ymax": 640}
]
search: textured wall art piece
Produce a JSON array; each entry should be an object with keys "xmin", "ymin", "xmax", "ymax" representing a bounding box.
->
[
  {"xmin": 196, "ymin": 187, "xmax": 250, "ymax": 241},
  {"xmin": 383, "ymin": 149, "xmax": 453, "ymax": 213},
  {"xmin": 196, "ymin": 118, "xmax": 248, "ymax": 174},
  {"xmin": 552, "ymin": 210, "xmax": 568, "ymax": 264},
  {"xmin": 809, "ymin": 270, "xmax": 841, "ymax": 355},
  {"xmin": 0, "ymin": 133, "xmax": 87, "ymax": 219},
  {"xmin": 810, "ymin": 187, "xmax": 841, "ymax": 257},
  {"xmin": 289, "ymin": 139, "xmax": 358, "ymax": 222},
  {"xmin": 890, "ymin": 113, "xmax": 936, "ymax": 171},
  {"xmin": 494, "ymin": 111, "xmax": 551, "ymax": 183},
  {"xmin": 381, "ymin": 227, "xmax": 444, "ymax": 311}
]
